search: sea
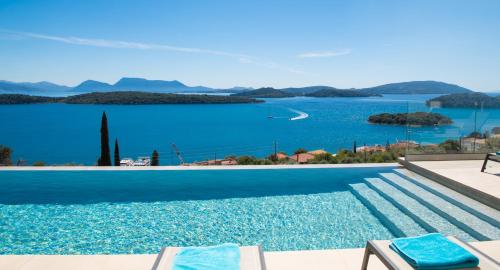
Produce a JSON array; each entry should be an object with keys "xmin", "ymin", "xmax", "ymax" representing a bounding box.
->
[{"xmin": 0, "ymin": 94, "xmax": 498, "ymax": 165}]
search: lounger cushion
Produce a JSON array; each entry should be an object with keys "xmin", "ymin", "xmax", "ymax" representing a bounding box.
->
[{"xmin": 389, "ymin": 233, "xmax": 479, "ymax": 270}]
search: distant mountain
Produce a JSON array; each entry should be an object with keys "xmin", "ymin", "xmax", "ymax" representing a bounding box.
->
[
  {"xmin": 73, "ymin": 80, "xmax": 114, "ymax": 92},
  {"xmin": 0, "ymin": 80, "xmax": 70, "ymax": 94},
  {"xmin": 0, "ymin": 79, "xmax": 477, "ymax": 96},
  {"xmin": 426, "ymin": 93, "xmax": 500, "ymax": 108},
  {"xmin": 231, "ymin": 88, "xmax": 295, "ymax": 98},
  {"xmin": 305, "ymin": 88, "xmax": 380, "ymax": 97},
  {"xmin": 72, "ymin": 77, "xmax": 217, "ymax": 93},
  {"xmin": 360, "ymin": 81, "xmax": 473, "ymax": 95},
  {"xmin": 113, "ymin": 77, "xmax": 185, "ymax": 91}
]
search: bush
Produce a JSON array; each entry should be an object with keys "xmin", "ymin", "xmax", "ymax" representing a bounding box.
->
[
  {"xmin": 237, "ymin": 156, "xmax": 259, "ymax": 165},
  {"xmin": 439, "ymin": 140, "xmax": 461, "ymax": 152},
  {"xmin": 33, "ymin": 161, "xmax": 46, "ymax": 166},
  {"xmin": 0, "ymin": 145, "xmax": 13, "ymax": 165}
]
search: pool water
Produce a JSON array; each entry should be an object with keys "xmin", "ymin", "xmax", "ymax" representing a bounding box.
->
[
  {"xmin": 0, "ymin": 168, "xmax": 396, "ymax": 254},
  {"xmin": 4, "ymin": 167, "xmax": 498, "ymax": 255}
]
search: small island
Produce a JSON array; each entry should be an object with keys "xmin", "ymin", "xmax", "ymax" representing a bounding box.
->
[
  {"xmin": 368, "ymin": 112, "xmax": 453, "ymax": 126},
  {"xmin": 0, "ymin": 92, "xmax": 263, "ymax": 105},
  {"xmin": 426, "ymin": 93, "xmax": 500, "ymax": 108}
]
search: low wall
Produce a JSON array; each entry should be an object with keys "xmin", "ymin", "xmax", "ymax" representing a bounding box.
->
[{"xmin": 405, "ymin": 153, "xmax": 487, "ymax": 161}]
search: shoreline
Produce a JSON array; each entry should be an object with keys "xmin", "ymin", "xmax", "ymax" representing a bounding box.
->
[{"xmin": 0, "ymin": 163, "xmax": 400, "ymax": 171}]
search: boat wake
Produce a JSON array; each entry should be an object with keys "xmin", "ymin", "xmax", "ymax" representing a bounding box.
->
[{"xmin": 289, "ymin": 109, "xmax": 309, "ymax": 121}]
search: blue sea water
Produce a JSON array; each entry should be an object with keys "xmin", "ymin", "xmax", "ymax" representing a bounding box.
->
[
  {"xmin": 0, "ymin": 95, "xmax": 498, "ymax": 165},
  {"xmin": 0, "ymin": 168, "xmax": 396, "ymax": 254}
]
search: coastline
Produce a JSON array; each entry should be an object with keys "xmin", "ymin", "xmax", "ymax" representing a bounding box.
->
[{"xmin": 0, "ymin": 163, "xmax": 400, "ymax": 171}]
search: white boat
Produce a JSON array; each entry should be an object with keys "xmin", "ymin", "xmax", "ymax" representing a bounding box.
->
[
  {"xmin": 132, "ymin": 156, "xmax": 151, "ymax": 166},
  {"xmin": 120, "ymin": 158, "xmax": 134, "ymax": 166}
]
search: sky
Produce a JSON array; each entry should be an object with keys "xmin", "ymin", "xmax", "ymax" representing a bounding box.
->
[{"xmin": 0, "ymin": 0, "xmax": 499, "ymax": 91}]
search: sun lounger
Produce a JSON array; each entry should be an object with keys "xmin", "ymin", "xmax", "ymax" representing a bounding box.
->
[
  {"xmin": 481, "ymin": 153, "xmax": 500, "ymax": 172},
  {"xmin": 151, "ymin": 245, "xmax": 266, "ymax": 270},
  {"xmin": 361, "ymin": 236, "xmax": 499, "ymax": 270}
]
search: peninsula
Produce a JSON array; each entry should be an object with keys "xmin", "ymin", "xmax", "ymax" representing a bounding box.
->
[
  {"xmin": 0, "ymin": 92, "xmax": 263, "ymax": 105},
  {"xmin": 426, "ymin": 93, "xmax": 500, "ymax": 108}
]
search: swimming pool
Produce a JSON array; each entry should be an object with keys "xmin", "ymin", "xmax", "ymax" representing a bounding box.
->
[{"xmin": 1, "ymin": 167, "xmax": 499, "ymax": 254}]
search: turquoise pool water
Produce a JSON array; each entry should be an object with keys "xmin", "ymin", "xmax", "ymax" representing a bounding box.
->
[{"xmin": 0, "ymin": 167, "xmax": 397, "ymax": 254}]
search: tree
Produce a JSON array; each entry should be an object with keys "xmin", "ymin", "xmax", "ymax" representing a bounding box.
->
[
  {"xmin": 151, "ymin": 150, "xmax": 159, "ymax": 166},
  {"xmin": 98, "ymin": 111, "xmax": 111, "ymax": 166},
  {"xmin": 0, "ymin": 145, "xmax": 13, "ymax": 165},
  {"xmin": 293, "ymin": 148, "xmax": 307, "ymax": 155},
  {"xmin": 114, "ymin": 138, "xmax": 120, "ymax": 166},
  {"xmin": 353, "ymin": 141, "xmax": 357, "ymax": 153},
  {"xmin": 385, "ymin": 140, "xmax": 391, "ymax": 151}
]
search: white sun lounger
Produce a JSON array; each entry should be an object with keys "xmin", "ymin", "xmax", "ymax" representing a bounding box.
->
[
  {"xmin": 361, "ymin": 236, "xmax": 499, "ymax": 270},
  {"xmin": 151, "ymin": 245, "xmax": 266, "ymax": 270}
]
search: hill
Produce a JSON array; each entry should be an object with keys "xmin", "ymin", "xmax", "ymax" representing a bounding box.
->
[
  {"xmin": 0, "ymin": 79, "xmax": 477, "ymax": 96},
  {"xmin": 360, "ymin": 81, "xmax": 473, "ymax": 95},
  {"xmin": 72, "ymin": 77, "xmax": 216, "ymax": 93},
  {"xmin": 0, "ymin": 92, "xmax": 263, "ymax": 105},
  {"xmin": 368, "ymin": 112, "xmax": 453, "ymax": 126},
  {"xmin": 0, "ymin": 80, "xmax": 71, "ymax": 94},
  {"xmin": 426, "ymin": 93, "xmax": 500, "ymax": 108},
  {"xmin": 231, "ymin": 88, "xmax": 295, "ymax": 98},
  {"xmin": 281, "ymin": 86, "xmax": 337, "ymax": 95},
  {"xmin": 305, "ymin": 88, "xmax": 380, "ymax": 97}
]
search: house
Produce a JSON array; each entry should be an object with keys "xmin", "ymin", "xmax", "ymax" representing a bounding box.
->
[
  {"xmin": 276, "ymin": 153, "xmax": 288, "ymax": 160},
  {"xmin": 356, "ymin": 145, "xmax": 386, "ymax": 153},
  {"xmin": 461, "ymin": 137, "xmax": 487, "ymax": 152},
  {"xmin": 308, "ymin": 149, "xmax": 328, "ymax": 155},
  {"xmin": 289, "ymin": 153, "xmax": 315, "ymax": 164}
]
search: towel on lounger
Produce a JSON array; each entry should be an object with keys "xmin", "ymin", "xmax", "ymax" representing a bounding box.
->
[
  {"xmin": 172, "ymin": 243, "xmax": 240, "ymax": 270},
  {"xmin": 389, "ymin": 233, "xmax": 479, "ymax": 270}
]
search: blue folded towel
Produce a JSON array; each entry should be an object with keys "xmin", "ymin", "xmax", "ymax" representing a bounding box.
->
[
  {"xmin": 172, "ymin": 243, "xmax": 240, "ymax": 270},
  {"xmin": 390, "ymin": 233, "xmax": 479, "ymax": 270}
]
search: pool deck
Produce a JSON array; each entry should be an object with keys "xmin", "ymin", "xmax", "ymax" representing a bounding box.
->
[
  {"xmin": 401, "ymin": 159, "xmax": 500, "ymax": 210},
  {"xmin": 1, "ymin": 240, "xmax": 499, "ymax": 270}
]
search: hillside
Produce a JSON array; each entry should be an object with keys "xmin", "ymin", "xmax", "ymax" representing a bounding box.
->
[
  {"xmin": 426, "ymin": 93, "xmax": 500, "ymax": 108},
  {"xmin": 360, "ymin": 81, "xmax": 473, "ymax": 95},
  {"xmin": 281, "ymin": 86, "xmax": 337, "ymax": 95},
  {"xmin": 368, "ymin": 112, "xmax": 453, "ymax": 126},
  {"xmin": 0, "ymin": 92, "xmax": 263, "ymax": 105},
  {"xmin": 0, "ymin": 80, "xmax": 71, "ymax": 94},
  {"xmin": 0, "ymin": 79, "xmax": 477, "ymax": 96},
  {"xmin": 0, "ymin": 94, "xmax": 61, "ymax": 104},
  {"xmin": 231, "ymin": 88, "xmax": 295, "ymax": 98},
  {"xmin": 305, "ymin": 89, "xmax": 380, "ymax": 97}
]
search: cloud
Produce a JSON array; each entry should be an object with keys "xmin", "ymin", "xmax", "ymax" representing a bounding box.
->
[
  {"xmin": 297, "ymin": 49, "xmax": 351, "ymax": 58},
  {"xmin": 1, "ymin": 29, "xmax": 306, "ymax": 74}
]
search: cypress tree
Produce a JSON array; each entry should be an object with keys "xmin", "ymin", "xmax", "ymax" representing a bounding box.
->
[
  {"xmin": 114, "ymin": 138, "xmax": 120, "ymax": 166},
  {"xmin": 151, "ymin": 150, "xmax": 159, "ymax": 166},
  {"xmin": 98, "ymin": 111, "xmax": 111, "ymax": 166},
  {"xmin": 353, "ymin": 141, "xmax": 357, "ymax": 153}
]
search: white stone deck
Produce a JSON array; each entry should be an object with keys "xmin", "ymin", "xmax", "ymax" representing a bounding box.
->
[
  {"xmin": 1, "ymin": 240, "xmax": 498, "ymax": 270},
  {"xmin": 410, "ymin": 160, "xmax": 500, "ymax": 200}
]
